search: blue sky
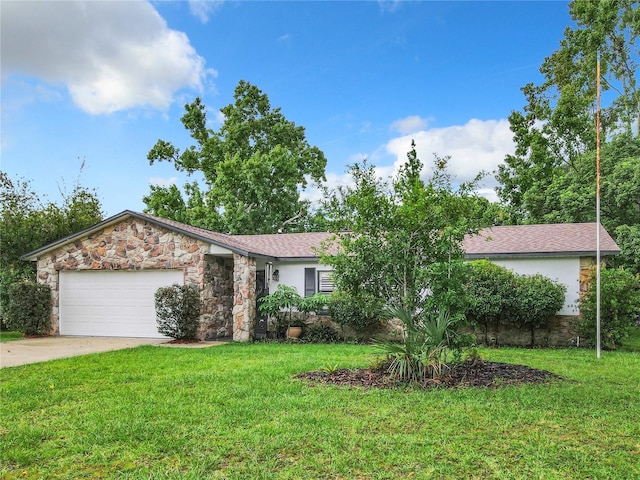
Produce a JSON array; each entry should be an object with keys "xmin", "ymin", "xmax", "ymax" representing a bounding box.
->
[{"xmin": 1, "ymin": 1, "xmax": 573, "ymax": 217}]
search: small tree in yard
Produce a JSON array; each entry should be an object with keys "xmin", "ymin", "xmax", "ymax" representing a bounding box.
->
[
  {"xmin": 4, "ymin": 281, "xmax": 51, "ymax": 336},
  {"xmin": 155, "ymin": 284, "xmax": 202, "ymax": 341},
  {"xmin": 321, "ymin": 141, "xmax": 485, "ymax": 381},
  {"xmin": 580, "ymin": 267, "xmax": 640, "ymax": 349}
]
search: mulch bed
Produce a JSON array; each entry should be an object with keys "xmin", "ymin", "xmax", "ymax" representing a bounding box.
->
[
  {"xmin": 166, "ymin": 338, "xmax": 201, "ymax": 344},
  {"xmin": 295, "ymin": 359, "xmax": 564, "ymax": 390}
]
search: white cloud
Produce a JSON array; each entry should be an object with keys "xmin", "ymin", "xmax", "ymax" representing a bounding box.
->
[
  {"xmin": 1, "ymin": 1, "xmax": 212, "ymax": 114},
  {"xmin": 385, "ymin": 118, "xmax": 515, "ymax": 190},
  {"xmin": 188, "ymin": 0, "xmax": 224, "ymax": 23},
  {"xmin": 389, "ymin": 115, "xmax": 430, "ymax": 134},
  {"xmin": 149, "ymin": 177, "xmax": 178, "ymax": 188}
]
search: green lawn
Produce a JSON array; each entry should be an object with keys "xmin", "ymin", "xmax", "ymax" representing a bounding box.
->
[
  {"xmin": 1, "ymin": 343, "xmax": 639, "ymax": 479},
  {"xmin": 0, "ymin": 331, "xmax": 23, "ymax": 342},
  {"xmin": 620, "ymin": 326, "xmax": 640, "ymax": 352}
]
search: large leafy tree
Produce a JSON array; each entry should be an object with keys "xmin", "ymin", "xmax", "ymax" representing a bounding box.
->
[
  {"xmin": 145, "ymin": 80, "xmax": 327, "ymax": 234},
  {"xmin": 497, "ymin": 0, "xmax": 639, "ymax": 221},
  {"xmin": 0, "ymin": 171, "xmax": 103, "ymax": 319},
  {"xmin": 541, "ymin": 136, "xmax": 640, "ymax": 273},
  {"xmin": 322, "ymin": 142, "xmax": 486, "ymax": 316}
]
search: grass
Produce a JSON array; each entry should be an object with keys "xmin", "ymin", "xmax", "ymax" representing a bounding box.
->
[
  {"xmin": 0, "ymin": 331, "xmax": 23, "ymax": 342},
  {"xmin": 1, "ymin": 343, "xmax": 639, "ymax": 479},
  {"xmin": 620, "ymin": 326, "xmax": 640, "ymax": 352}
]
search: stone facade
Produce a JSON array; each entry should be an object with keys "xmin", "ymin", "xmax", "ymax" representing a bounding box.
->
[
  {"xmin": 469, "ymin": 315, "xmax": 580, "ymax": 347},
  {"xmin": 35, "ymin": 217, "xmax": 237, "ymax": 340},
  {"xmin": 232, "ymin": 253, "xmax": 256, "ymax": 342},
  {"xmin": 202, "ymin": 255, "xmax": 234, "ymax": 339}
]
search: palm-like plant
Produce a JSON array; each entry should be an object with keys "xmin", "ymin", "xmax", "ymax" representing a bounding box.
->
[{"xmin": 376, "ymin": 306, "xmax": 457, "ymax": 381}]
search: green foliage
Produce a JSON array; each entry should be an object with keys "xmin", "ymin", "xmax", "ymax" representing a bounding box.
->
[
  {"xmin": 0, "ymin": 171, "xmax": 103, "ymax": 320},
  {"xmin": 497, "ymin": 0, "xmax": 640, "ymax": 221},
  {"xmin": 327, "ymin": 290, "xmax": 383, "ymax": 336},
  {"xmin": 145, "ymin": 81, "xmax": 327, "ymax": 234},
  {"xmin": 258, "ymin": 284, "xmax": 302, "ymax": 339},
  {"xmin": 4, "ymin": 281, "xmax": 51, "ymax": 336},
  {"xmin": 376, "ymin": 306, "xmax": 473, "ymax": 382},
  {"xmin": 579, "ymin": 267, "xmax": 640, "ymax": 349},
  {"xmin": 154, "ymin": 284, "xmax": 202, "ymax": 340},
  {"xmin": 302, "ymin": 324, "xmax": 344, "ymax": 344},
  {"xmin": 322, "ymin": 142, "xmax": 485, "ymax": 316},
  {"xmin": 514, "ymin": 274, "xmax": 566, "ymax": 345},
  {"xmin": 258, "ymin": 285, "xmax": 329, "ymax": 339},
  {"xmin": 466, "ymin": 261, "xmax": 566, "ymax": 345},
  {"xmin": 298, "ymin": 292, "xmax": 329, "ymax": 315},
  {"xmin": 466, "ymin": 260, "xmax": 519, "ymax": 339}
]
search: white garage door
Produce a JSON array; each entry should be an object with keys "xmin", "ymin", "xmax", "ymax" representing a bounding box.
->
[{"xmin": 59, "ymin": 270, "xmax": 184, "ymax": 338}]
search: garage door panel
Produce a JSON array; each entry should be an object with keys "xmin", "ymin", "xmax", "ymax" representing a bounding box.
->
[{"xmin": 59, "ymin": 270, "xmax": 184, "ymax": 338}]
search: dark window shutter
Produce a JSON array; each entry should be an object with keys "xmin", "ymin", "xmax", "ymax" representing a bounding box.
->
[{"xmin": 304, "ymin": 268, "xmax": 316, "ymax": 297}]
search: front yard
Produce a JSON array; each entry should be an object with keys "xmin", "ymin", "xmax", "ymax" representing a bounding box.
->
[{"xmin": 1, "ymin": 343, "xmax": 639, "ymax": 479}]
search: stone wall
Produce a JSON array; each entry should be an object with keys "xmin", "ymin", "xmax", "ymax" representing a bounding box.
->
[
  {"xmin": 232, "ymin": 253, "xmax": 256, "ymax": 341},
  {"xmin": 202, "ymin": 255, "xmax": 234, "ymax": 339},
  {"xmin": 469, "ymin": 315, "xmax": 581, "ymax": 347},
  {"xmin": 35, "ymin": 216, "xmax": 229, "ymax": 340}
]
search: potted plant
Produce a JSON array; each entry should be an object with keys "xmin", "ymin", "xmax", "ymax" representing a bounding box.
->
[{"xmin": 258, "ymin": 284, "xmax": 302, "ymax": 340}]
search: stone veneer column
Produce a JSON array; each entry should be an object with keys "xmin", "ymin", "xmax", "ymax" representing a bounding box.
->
[
  {"xmin": 232, "ymin": 253, "xmax": 256, "ymax": 342},
  {"xmin": 579, "ymin": 257, "xmax": 596, "ymax": 299}
]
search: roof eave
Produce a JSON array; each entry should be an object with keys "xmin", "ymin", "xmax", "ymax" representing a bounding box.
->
[{"xmin": 464, "ymin": 250, "xmax": 620, "ymax": 260}]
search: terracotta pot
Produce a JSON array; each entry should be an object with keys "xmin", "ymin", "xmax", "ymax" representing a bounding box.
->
[{"xmin": 287, "ymin": 326, "xmax": 303, "ymax": 339}]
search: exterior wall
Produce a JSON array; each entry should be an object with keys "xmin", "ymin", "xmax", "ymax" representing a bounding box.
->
[
  {"xmin": 232, "ymin": 253, "xmax": 256, "ymax": 341},
  {"xmin": 269, "ymin": 261, "xmax": 332, "ymax": 296},
  {"xmin": 490, "ymin": 257, "xmax": 580, "ymax": 315},
  {"xmin": 468, "ymin": 315, "xmax": 581, "ymax": 347},
  {"xmin": 35, "ymin": 217, "xmax": 227, "ymax": 340},
  {"xmin": 202, "ymin": 255, "xmax": 234, "ymax": 339}
]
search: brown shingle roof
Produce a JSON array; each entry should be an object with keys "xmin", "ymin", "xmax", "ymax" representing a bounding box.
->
[
  {"xmin": 21, "ymin": 210, "xmax": 620, "ymax": 262},
  {"xmin": 463, "ymin": 223, "xmax": 620, "ymax": 258},
  {"xmin": 234, "ymin": 232, "xmax": 337, "ymax": 258}
]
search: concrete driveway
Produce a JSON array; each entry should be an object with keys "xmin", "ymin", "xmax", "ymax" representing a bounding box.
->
[{"xmin": 0, "ymin": 336, "xmax": 167, "ymax": 368}]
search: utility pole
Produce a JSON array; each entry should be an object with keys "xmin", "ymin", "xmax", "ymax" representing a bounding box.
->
[{"xmin": 596, "ymin": 54, "xmax": 602, "ymax": 359}]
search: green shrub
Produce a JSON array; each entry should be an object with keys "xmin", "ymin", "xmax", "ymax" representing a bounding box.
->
[
  {"xmin": 302, "ymin": 324, "xmax": 343, "ymax": 343},
  {"xmin": 0, "ymin": 266, "xmax": 33, "ymax": 327},
  {"xmin": 327, "ymin": 290, "xmax": 383, "ymax": 337},
  {"xmin": 467, "ymin": 261, "xmax": 565, "ymax": 345},
  {"xmin": 579, "ymin": 267, "xmax": 640, "ymax": 349},
  {"xmin": 258, "ymin": 285, "xmax": 302, "ymax": 340},
  {"xmin": 155, "ymin": 284, "xmax": 202, "ymax": 340},
  {"xmin": 5, "ymin": 280, "xmax": 51, "ymax": 336},
  {"xmin": 514, "ymin": 274, "xmax": 566, "ymax": 345},
  {"xmin": 376, "ymin": 306, "xmax": 472, "ymax": 382},
  {"xmin": 466, "ymin": 261, "xmax": 519, "ymax": 341}
]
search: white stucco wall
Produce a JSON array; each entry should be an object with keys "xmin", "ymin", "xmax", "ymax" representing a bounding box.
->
[
  {"xmin": 490, "ymin": 257, "xmax": 580, "ymax": 315},
  {"xmin": 267, "ymin": 261, "xmax": 332, "ymax": 296}
]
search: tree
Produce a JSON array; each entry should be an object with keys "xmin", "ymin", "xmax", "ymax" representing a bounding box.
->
[
  {"xmin": 321, "ymin": 141, "xmax": 485, "ymax": 317},
  {"xmin": 145, "ymin": 80, "xmax": 327, "ymax": 234},
  {"xmin": 580, "ymin": 267, "xmax": 640, "ymax": 349},
  {"xmin": 539, "ymin": 136, "xmax": 640, "ymax": 273},
  {"xmin": 497, "ymin": 0, "xmax": 639, "ymax": 220},
  {"xmin": 0, "ymin": 171, "xmax": 103, "ymax": 322}
]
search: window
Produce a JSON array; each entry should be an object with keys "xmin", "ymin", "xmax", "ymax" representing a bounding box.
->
[
  {"xmin": 317, "ymin": 271, "xmax": 335, "ymax": 294},
  {"xmin": 304, "ymin": 268, "xmax": 335, "ymax": 296}
]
